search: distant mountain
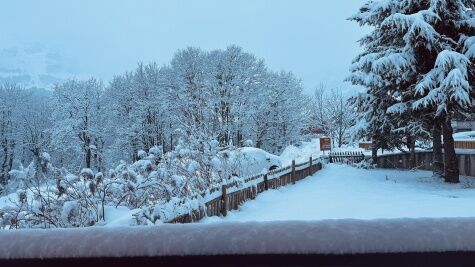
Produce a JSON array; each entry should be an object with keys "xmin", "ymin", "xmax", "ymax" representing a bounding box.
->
[{"xmin": 0, "ymin": 44, "xmax": 78, "ymax": 89}]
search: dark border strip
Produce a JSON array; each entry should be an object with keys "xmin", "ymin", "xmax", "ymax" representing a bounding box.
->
[{"xmin": 1, "ymin": 252, "xmax": 474, "ymax": 267}]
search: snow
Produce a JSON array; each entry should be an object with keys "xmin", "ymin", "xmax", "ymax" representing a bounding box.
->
[
  {"xmin": 453, "ymin": 131, "xmax": 475, "ymax": 141},
  {"xmin": 386, "ymin": 102, "xmax": 407, "ymax": 114},
  {"xmin": 137, "ymin": 149, "xmax": 147, "ymax": 159},
  {"xmin": 220, "ymin": 147, "xmax": 282, "ymax": 177},
  {"xmin": 414, "ymin": 50, "xmax": 472, "ymax": 113},
  {"xmin": 1, "ymin": 218, "xmax": 475, "ymax": 258},
  {"xmin": 435, "ymin": 50, "xmax": 470, "ymax": 75},
  {"xmin": 148, "ymin": 146, "xmax": 162, "ymax": 156},
  {"xmin": 102, "ymin": 206, "xmax": 139, "ymax": 227},
  {"xmin": 464, "ymin": 36, "xmax": 475, "ymax": 58},
  {"xmin": 280, "ymin": 139, "xmax": 322, "ymax": 165},
  {"xmin": 41, "ymin": 152, "xmax": 51, "ymax": 162},
  {"xmin": 60, "ymin": 200, "xmax": 78, "ymax": 225},
  {"xmin": 202, "ymin": 164, "xmax": 475, "ymax": 222},
  {"xmin": 381, "ymin": 11, "xmax": 440, "ymax": 50},
  {"xmin": 79, "ymin": 168, "xmax": 94, "ymax": 179}
]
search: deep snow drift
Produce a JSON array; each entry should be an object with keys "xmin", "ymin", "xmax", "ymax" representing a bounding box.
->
[{"xmin": 203, "ymin": 164, "xmax": 475, "ymax": 223}]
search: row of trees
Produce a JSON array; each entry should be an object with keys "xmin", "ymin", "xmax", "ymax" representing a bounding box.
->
[
  {"xmin": 0, "ymin": 45, "xmax": 320, "ymax": 192},
  {"xmin": 1, "ymin": 45, "xmax": 329, "ymax": 228},
  {"xmin": 0, "ymin": 86, "xmax": 51, "ymax": 188},
  {"xmin": 349, "ymin": 0, "xmax": 474, "ymax": 183}
]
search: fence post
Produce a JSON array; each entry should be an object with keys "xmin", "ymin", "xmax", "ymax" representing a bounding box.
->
[
  {"xmin": 291, "ymin": 160, "xmax": 296, "ymax": 184},
  {"xmin": 309, "ymin": 157, "xmax": 313, "ymax": 176},
  {"xmin": 221, "ymin": 185, "xmax": 227, "ymax": 217},
  {"xmin": 264, "ymin": 174, "xmax": 269, "ymax": 190}
]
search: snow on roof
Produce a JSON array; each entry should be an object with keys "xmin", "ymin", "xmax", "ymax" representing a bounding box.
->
[{"xmin": 1, "ymin": 218, "xmax": 475, "ymax": 259}]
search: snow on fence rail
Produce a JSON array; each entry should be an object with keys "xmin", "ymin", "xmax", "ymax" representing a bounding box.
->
[
  {"xmin": 377, "ymin": 151, "xmax": 475, "ymax": 177},
  {"xmin": 168, "ymin": 157, "xmax": 323, "ymax": 223},
  {"xmin": 1, "ymin": 218, "xmax": 475, "ymax": 260}
]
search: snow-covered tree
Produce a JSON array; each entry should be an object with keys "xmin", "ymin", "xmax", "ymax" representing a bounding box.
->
[
  {"xmin": 1, "ymin": 45, "xmax": 310, "ymax": 228},
  {"xmin": 207, "ymin": 45, "xmax": 267, "ymax": 147},
  {"xmin": 349, "ymin": 0, "xmax": 474, "ymax": 182},
  {"xmin": 310, "ymin": 86, "xmax": 355, "ymax": 148},
  {"xmin": 309, "ymin": 84, "xmax": 330, "ymax": 135},
  {"xmin": 51, "ymin": 78, "xmax": 105, "ymax": 172},
  {"xmin": 103, "ymin": 63, "xmax": 172, "ymax": 165},
  {"xmin": 0, "ymin": 84, "xmax": 26, "ymax": 189}
]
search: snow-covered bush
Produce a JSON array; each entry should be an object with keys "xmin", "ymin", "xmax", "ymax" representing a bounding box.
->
[
  {"xmin": 243, "ymin": 139, "xmax": 254, "ymax": 147},
  {"xmin": 0, "ymin": 152, "xmax": 105, "ymax": 228},
  {"xmin": 353, "ymin": 159, "xmax": 376, "ymax": 170},
  {"xmin": 1, "ymin": 136, "xmax": 283, "ymax": 228}
]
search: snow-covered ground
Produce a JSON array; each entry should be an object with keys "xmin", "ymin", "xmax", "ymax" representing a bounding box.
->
[{"xmin": 202, "ymin": 164, "xmax": 475, "ymax": 223}]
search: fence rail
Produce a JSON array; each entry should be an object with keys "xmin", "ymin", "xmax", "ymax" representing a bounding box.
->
[
  {"xmin": 169, "ymin": 157, "xmax": 323, "ymax": 223},
  {"xmin": 376, "ymin": 151, "xmax": 475, "ymax": 177},
  {"xmin": 329, "ymin": 151, "xmax": 365, "ymax": 164},
  {"xmin": 359, "ymin": 140, "xmax": 475, "ymax": 151},
  {"xmin": 455, "ymin": 140, "xmax": 475, "ymax": 150}
]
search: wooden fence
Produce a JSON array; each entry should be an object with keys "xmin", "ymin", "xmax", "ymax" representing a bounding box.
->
[
  {"xmin": 377, "ymin": 151, "xmax": 475, "ymax": 177},
  {"xmin": 359, "ymin": 140, "xmax": 475, "ymax": 151},
  {"xmin": 455, "ymin": 140, "xmax": 475, "ymax": 150},
  {"xmin": 329, "ymin": 151, "xmax": 365, "ymax": 164},
  {"xmin": 169, "ymin": 157, "xmax": 323, "ymax": 223}
]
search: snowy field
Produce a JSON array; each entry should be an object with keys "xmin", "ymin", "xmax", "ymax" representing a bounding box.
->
[{"xmin": 203, "ymin": 164, "xmax": 475, "ymax": 223}]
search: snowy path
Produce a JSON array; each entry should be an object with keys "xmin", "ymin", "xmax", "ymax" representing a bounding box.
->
[{"xmin": 202, "ymin": 164, "xmax": 475, "ymax": 223}]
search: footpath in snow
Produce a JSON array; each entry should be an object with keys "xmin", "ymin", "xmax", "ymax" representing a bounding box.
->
[{"xmin": 203, "ymin": 164, "xmax": 475, "ymax": 223}]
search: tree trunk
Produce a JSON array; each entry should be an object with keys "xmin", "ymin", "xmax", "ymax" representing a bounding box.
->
[
  {"xmin": 237, "ymin": 130, "xmax": 243, "ymax": 147},
  {"xmin": 84, "ymin": 134, "xmax": 92, "ymax": 169},
  {"xmin": 371, "ymin": 137, "xmax": 378, "ymax": 165},
  {"xmin": 338, "ymin": 131, "xmax": 343, "ymax": 148},
  {"xmin": 85, "ymin": 147, "xmax": 91, "ymax": 169},
  {"xmin": 7, "ymin": 141, "xmax": 14, "ymax": 175},
  {"xmin": 432, "ymin": 121, "xmax": 444, "ymax": 177},
  {"xmin": 407, "ymin": 135, "xmax": 416, "ymax": 169},
  {"xmin": 1, "ymin": 139, "xmax": 9, "ymax": 186},
  {"xmin": 442, "ymin": 118, "xmax": 459, "ymax": 183}
]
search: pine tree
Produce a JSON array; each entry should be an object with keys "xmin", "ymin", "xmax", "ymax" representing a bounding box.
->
[{"xmin": 349, "ymin": 0, "xmax": 474, "ymax": 182}]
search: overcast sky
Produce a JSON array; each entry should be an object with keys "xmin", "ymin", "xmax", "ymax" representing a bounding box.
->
[{"xmin": 0, "ymin": 0, "xmax": 368, "ymax": 94}]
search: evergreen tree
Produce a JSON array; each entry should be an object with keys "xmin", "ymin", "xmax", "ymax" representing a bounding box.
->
[{"xmin": 349, "ymin": 0, "xmax": 474, "ymax": 182}]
